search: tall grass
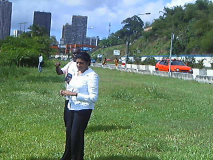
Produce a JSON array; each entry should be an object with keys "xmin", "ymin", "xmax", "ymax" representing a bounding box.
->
[{"xmin": 1, "ymin": 60, "xmax": 213, "ymax": 160}]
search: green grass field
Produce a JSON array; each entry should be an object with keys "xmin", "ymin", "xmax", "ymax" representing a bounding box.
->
[{"xmin": 1, "ymin": 60, "xmax": 213, "ymax": 160}]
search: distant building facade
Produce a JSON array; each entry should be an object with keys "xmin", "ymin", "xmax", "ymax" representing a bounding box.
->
[
  {"xmin": 61, "ymin": 15, "xmax": 99, "ymax": 46},
  {"xmin": 144, "ymin": 26, "xmax": 152, "ymax": 32},
  {"xmin": 33, "ymin": 11, "xmax": 51, "ymax": 36},
  {"xmin": 0, "ymin": 0, "xmax": 12, "ymax": 40},
  {"xmin": 62, "ymin": 15, "xmax": 87, "ymax": 45},
  {"xmin": 62, "ymin": 23, "xmax": 74, "ymax": 44},
  {"xmin": 84, "ymin": 36, "xmax": 99, "ymax": 46},
  {"xmin": 13, "ymin": 30, "xmax": 24, "ymax": 37}
]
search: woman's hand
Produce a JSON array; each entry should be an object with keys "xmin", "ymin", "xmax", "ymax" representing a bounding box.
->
[
  {"xmin": 60, "ymin": 90, "xmax": 77, "ymax": 96},
  {"xmin": 60, "ymin": 90, "xmax": 66, "ymax": 96}
]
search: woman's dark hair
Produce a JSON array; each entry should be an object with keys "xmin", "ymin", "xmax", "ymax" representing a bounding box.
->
[{"xmin": 76, "ymin": 52, "xmax": 91, "ymax": 66}]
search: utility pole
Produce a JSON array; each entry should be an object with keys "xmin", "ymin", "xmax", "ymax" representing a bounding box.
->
[
  {"xmin": 18, "ymin": 23, "xmax": 22, "ymax": 32},
  {"xmin": 125, "ymin": 40, "xmax": 130, "ymax": 67},
  {"xmin": 169, "ymin": 33, "xmax": 175, "ymax": 77},
  {"xmin": 108, "ymin": 23, "xmax": 111, "ymax": 37},
  {"xmin": 23, "ymin": 22, "xmax": 27, "ymax": 32},
  {"xmin": 125, "ymin": 13, "xmax": 151, "ymax": 68}
]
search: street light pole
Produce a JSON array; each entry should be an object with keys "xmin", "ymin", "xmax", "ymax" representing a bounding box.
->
[
  {"xmin": 18, "ymin": 22, "xmax": 28, "ymax": 36},
  {"xmin": 23, "ymin": 22, "xmax": 27, "ymax": 32},
  {"xmin": 169, "ymin": 33, "xmax": 174, "ymax": 77},
  {"xmin": 125, "ymin": 12, "xmax": 151, "ymax": 68},
  {"xmin": 159, "ymin": 10, "xmax": 175, "ymax": 77},
  {"xmin": 138, "ymin": 13, "xmax": 151, "ymax": 16},
  {"xmin": 125, "ymin": 40, "xmax": 130, "ymax": 68}
]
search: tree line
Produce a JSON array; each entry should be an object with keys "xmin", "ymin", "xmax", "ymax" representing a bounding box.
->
[
  {"xmin": 99, "ymin": 0, "xmax": 213, "ymax": 55},
  {"xmin": 0, "ymin": 25, "xmax": 57, "ymax": 67}
]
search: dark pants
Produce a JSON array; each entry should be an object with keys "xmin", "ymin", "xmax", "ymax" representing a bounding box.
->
[
  {"xmin": 61, "ymin": 109, "xmax": 92, "ymax": 160},
  {"xmin": 64, "ymin": 100, "xmax": 69, "ymax": 127}
]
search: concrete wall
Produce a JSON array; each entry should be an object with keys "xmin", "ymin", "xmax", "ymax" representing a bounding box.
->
[
  {"xmin": 95, "ymin": 63, "xmax": 213, "ymax": 84},
  {"xmin": 121, "ymin": 55, "xmax": 213, "ymax": 68},
  {"xmin": 141, "ymin": 56, "xmax": 213, "ymax": 68}
]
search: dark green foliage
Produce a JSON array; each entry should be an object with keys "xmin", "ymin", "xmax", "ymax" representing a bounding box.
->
[
  {"xmin": 152, "ymin": 0, "xmax": 213, "ymax": 55},
  {"xmin": 28, "ymin": 24, "xmax": 49, "ymax": 37},
  {"xmin": 99, "ymin": 15, "xmax": 144, "ymax": 47},
  {"xmin": 134, "ymin": 57, "xmax": 142, "ymax": 65},
  {"xmin": 194, "ymin": 59, "xmax": 205, "ymax": 69},
  {"xmin": 141, "ymin": 57, "xmax": 157, "ymax": 65},
  {"xmin": 201, "ymin": 28, "xmax": 213, "ymax": 52},
  {"xmin": 121, "ymin": 15, "xmax": 144, "ymax": 41},
  {"xmin": 0, "ymin": 25, "xmax": 55, "ymax": 67},
  {"xmin": 183, "ymin": 57, "xmax": 196, "ymax": 67},
  {"xmin": 183, "ymin": 57, "xmax": 204, "ymax": 68},
  {"xmin": 0, "ymin": 36, "xmax": 39, "ymax": 66}
]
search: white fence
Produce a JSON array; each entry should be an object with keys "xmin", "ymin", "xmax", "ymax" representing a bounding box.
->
[
  {"xmin": 120, "ymin": 55, "xmax": 213, "ymax": 68},
  {"xmin": 93, "ymin": 63, "xmax": 213, "ymax": 84}
]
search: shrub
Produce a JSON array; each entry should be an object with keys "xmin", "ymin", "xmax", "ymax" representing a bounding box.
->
[
  {"xmin": 194, "ymin": 59, "xmax": 204, "ymax": 69},
  {"xmin": 134, "ymin": 57, "xmax": 142, "ymax": 65},
  {"xmin": 183, "ymin": 57, "xmax": 204, "ymax": 69},
  {"xmin": 141, "ymin": 57, "xmax": 156, "ymax": 65},
  {"xmin": 0, "ymin": 33, "xmax": 52, "ymax": 67}
]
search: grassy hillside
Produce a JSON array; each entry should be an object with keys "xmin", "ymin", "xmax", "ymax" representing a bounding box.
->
[{"xmin": 91, "ymin": 37, "xmax": 172, "ymax": 60}]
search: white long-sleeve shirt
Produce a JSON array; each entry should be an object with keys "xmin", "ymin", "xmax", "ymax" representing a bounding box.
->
[
  {"xmin": 67, "ymin": 68, "xmax": 99, "ymax": 111},
  {"xmin": 39, "ymin": 55, "xmax": 43, "ymax": 63},
  {"xmin": 61, "ymin": 61, "xmax": 78, "ymax": 100},
  {"xmin": 61, "ymin": 61, "xmax": 77, "ymax": 77}
]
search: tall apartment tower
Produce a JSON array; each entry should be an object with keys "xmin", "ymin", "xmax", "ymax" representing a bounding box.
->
[
  {"xmin": 62, "ymin": 23, "xmax": 73, "ymax": 44},
  {"xmin": 62, "ymin": 15, "xmax": 87, "ymax": 45},
  {"xmin": 33, "ymin": 11, "xmax": 51, "ymax": 36},
  {"xmin": 0, "ymin": 0, "xmax": 12, "ymax": 40}
]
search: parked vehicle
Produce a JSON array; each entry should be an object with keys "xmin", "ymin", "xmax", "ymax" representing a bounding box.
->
[
  {"xmin": 91, "ymin": 59, "xmax": 96, "ymax": 63},
  {"xmin": 106, "ymin": 59, "xmax": 113, "ymax": 61},
  {"xmin": 155, "ymin": 59, "xmax": 193, "ymax": 73}
]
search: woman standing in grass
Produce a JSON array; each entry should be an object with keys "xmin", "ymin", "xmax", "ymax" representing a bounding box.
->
[{"xmin": 60, "ymin": 52, "xmax": 99, "ymax": 160}]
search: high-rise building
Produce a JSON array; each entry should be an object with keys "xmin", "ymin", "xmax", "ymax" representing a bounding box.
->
[
  {"xmin": 33, "ymin": 11, "xmax": 51, "ymax": 36},
  {"xmin": 62, "ymin": 15, "xmax": 87, "ymax": 45},
  {"xmin": 0, "ymin": 0, "xmax": 12, "ymax": 40},
  {"xmin": 62, "ymin": 23, "xmax": 73, "ymax": 44}
]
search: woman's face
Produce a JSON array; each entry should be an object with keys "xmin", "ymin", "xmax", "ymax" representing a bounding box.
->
[{"xmin": 76, "ymin": 58, "xmax": 89, "ymax": 72}]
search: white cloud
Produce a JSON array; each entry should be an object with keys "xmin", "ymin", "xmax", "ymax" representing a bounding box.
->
[
  {"xmin": 166, "ymin": 0, "xmax": 196, "ymax": 8},
  {"xmin": 9, "ymin": 0, "xmax": 198, "ymax": 41},
  {"xmin": 57, "ymin": 0, "xmax": 84, "ymax": 6}
]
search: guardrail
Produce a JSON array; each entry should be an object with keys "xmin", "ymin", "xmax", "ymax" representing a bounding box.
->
[{"xmin": 91, "ymin": 63, "xmax": 213, "ymax": 84}]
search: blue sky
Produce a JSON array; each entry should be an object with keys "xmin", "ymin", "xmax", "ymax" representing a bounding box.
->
[{"xmin": 9, "ymin": 0, "xmax": 198, "ymax": 42}]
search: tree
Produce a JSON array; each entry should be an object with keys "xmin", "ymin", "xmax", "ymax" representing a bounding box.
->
[
  {"xmin": 201, "ymin": 28, "xmax": 213, "ymax": 52},
  {"xmin": 121, "ymin": 15, "xmax": 144, "ymax": 41},
  {"xmin": 94, "ymin": 0, "xmax": 213, "ymax": 56},
  {"xmin": 28, "ymin": 24, "xmax": 48, "ymax": 37},
  {"xmin": 98, "ymin": 38, "xmax": 109, "ymax": 48},
  {"xmin": 0, "ymin": 36, "xmax": 39, "ymax": 66},
  {"xmin": 0, "ymin": 25, "xmax": 54, "ymax": 66},
  {"xmin": 50, "ymin": 36, "xmax": 59, "ymax": 46}
]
